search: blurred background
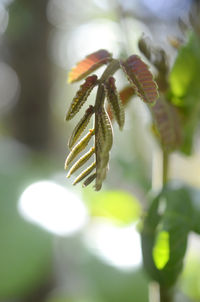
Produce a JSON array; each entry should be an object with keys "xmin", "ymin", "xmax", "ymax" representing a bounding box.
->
[{"xmin": 1, "ymin": 0, "xmax": 200, "ymax": 301}]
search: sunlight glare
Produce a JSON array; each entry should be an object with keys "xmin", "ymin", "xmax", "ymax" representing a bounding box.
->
[
  {"xmin": 83, "ymin": 220, "xmax": 142, "ymax": 271},
  {"xmin": 18, "ymin": 181, "xmax": 88, "ymax": 236}
]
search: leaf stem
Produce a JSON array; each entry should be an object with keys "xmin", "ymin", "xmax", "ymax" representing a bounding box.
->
[{"xmin": 95, "ymin": 59, "xmax": 120, "ymax": 109}]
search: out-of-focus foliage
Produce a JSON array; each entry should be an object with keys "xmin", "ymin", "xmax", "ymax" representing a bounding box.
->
[
  {"xmin": 0, "ymin": 146, "xmax": 54, "ymax": 299},
  {"xmin": 85, "ymin": 255, "xmax": 148, "ymax": 302},
  {"xmin": 169, "ymin": 32, "xmax": 200, "ymax": 154},
  {"xmin": 142, "ymin": 183, "xmax": 200, "ymax": 288},
  {"xmin": 153, "ymin": 230, "xmax": 170, "ymax": 270},
  {"xmin": 83, "ymin": 188, "xmax": 141, "ymax": 225},
  {"xmin": 180, "ymin": 253, "xmax": 200, "ymax": 301}
]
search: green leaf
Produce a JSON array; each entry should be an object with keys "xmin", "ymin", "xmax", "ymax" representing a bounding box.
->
[
  {"xmin": 169, "ymin": 33, "xmax": 200, "ymax": 154},
  {"xmin": 142, "ymin": 185, "xmax": 193, "ymax": 287},
  {"xmin": 186, "ymin": 187, "xmax": 200, "ymax": 234},
  {"xmin": 169, "ymin": 33, "xmax": 200, "ymax": 98},
  {"xmin": 82, "ymin": 189, "xmax": 141, "ymax": 225},
  {"xmin": 153, "ymin": 230, "xmax": 170, "ymax": 270}
]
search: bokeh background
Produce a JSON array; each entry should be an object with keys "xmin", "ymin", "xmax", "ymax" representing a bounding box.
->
[{"xmin": 1, "ymin": 0, "xmax": 200, "ymax": 301}]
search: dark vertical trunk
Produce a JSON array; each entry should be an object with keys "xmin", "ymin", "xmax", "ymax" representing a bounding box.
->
[{"xmin": 7, "ymin": 0, "xmax": 51, "ymax": 149}]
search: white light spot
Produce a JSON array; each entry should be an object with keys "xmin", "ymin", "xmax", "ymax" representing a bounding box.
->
[
  {"xmin": 18, "ymin": 181, "xmax": 88, "ymax": 236},
  {"xmin": 83, "ymin": 219, "xmax": 142, "ymax": 271},
  {"xmin": 49, "ymin": 20, "xmax": 121, "ymax": 68}
]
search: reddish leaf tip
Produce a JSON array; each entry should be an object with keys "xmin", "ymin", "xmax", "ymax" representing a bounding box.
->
[
  {"xmin": 120, "ymin": 55, "xmax": 159, "ymax": 104},
  {"xmin": 68, "ymin": 49, "xmax": 112, "ymax": 83}
]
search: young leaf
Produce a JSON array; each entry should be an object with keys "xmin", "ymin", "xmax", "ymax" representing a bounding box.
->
[
  {"xmin": 119, "ymin": 85, "xmax": 135, "ymax": 105},
  {"xmin": 68, "ymin": 50, "xmax": 112, "ymax": 83},
  {"xmin": 67, "ymin": 147, "xmax": 95, "ymax": 178},
  {"xmin": 151, "ymin": 97, "xmax": 182, "ymax": 150},
  {"xmin": 153, "ymin": 231, "xmax": 170, "ymax": 270},
  {"xmin": 138, "ymin": 36, "xmax": 169, "ymax": 75},
  {"xmin": 138, "ymin": 36, "xmax": 151, "ymax": 61},
  {"xmin": 95, "ymin": 108, "xmax": 113, "ymax": 191},
  {"xmin": 104, "ymin": 77, "xmax": 125, "ymax": 130},
  {"xmin": 120, "ymin": 55, "xmax": 158, "ymax": 104},
  {"xmin": 108, "ymin": 85, "xmax": 135, "ymax": 121},
  {"xmin": 73, "ymin": 161, "xmax": 96, "ymax": 185},
  {"xmin": 65, "ymin": 129, "xmax": 94, "ymax": 168},
  {"xmin": 68, "ymin": 105, "xmax": 95, "ymax": 149},
  {"xmin": 83, "ymin": 173, "xmax": 96, "ymax": 187},
  {"xmin": 66, "ymin": 75, "xmax": 98, "ymax": 120}
]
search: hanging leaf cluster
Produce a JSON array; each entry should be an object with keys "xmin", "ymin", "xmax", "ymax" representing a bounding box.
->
[
  {"xmin": 105, "ymin": 36, "xmax": 183, "ymax": 152},
  {"xmin": 65, "ymin": 49, "xmax": 158, "ymax": 190}
]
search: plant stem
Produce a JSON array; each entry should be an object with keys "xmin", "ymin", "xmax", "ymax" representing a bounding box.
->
[
  {"xmin": 149, "ymin": 148, "xmax": 172, "ymax": 302},
  {"xmin": 159, "ymin": 149, "xmax": 173, "ymax": 302},
  {"xmin": 159, "ymin": 286, "xmax": 174, "ymax": 302},
  {"xmin": 162, "ymin": 149, "xmax": 169, "ymax": 186},
  {"xmin": 95, "ymin": 59, "xmax": 120, "ymax": 109}
]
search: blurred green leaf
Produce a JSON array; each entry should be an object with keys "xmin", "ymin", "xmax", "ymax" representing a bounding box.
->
[
  {"xmin": 142, "ymin": 184, "xmax": 193, "ymax": 287},
  {"xmin": 82, "ymin": 188, "xmax": 141, "ymax": 225},
  {"xmin": 186, "ymin": 187, "xmax": 200, "ymax": 234},
  {"xmin": 169, "ymin": 34, "xmax": 199, "ymax": 98},
  {"xmin": 169, "ymin": 32, "xmax": 200, "ymax": 154},
  {"xmin": 153, "ymin": 231, "xmax": 170, "ymax": 270}
]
